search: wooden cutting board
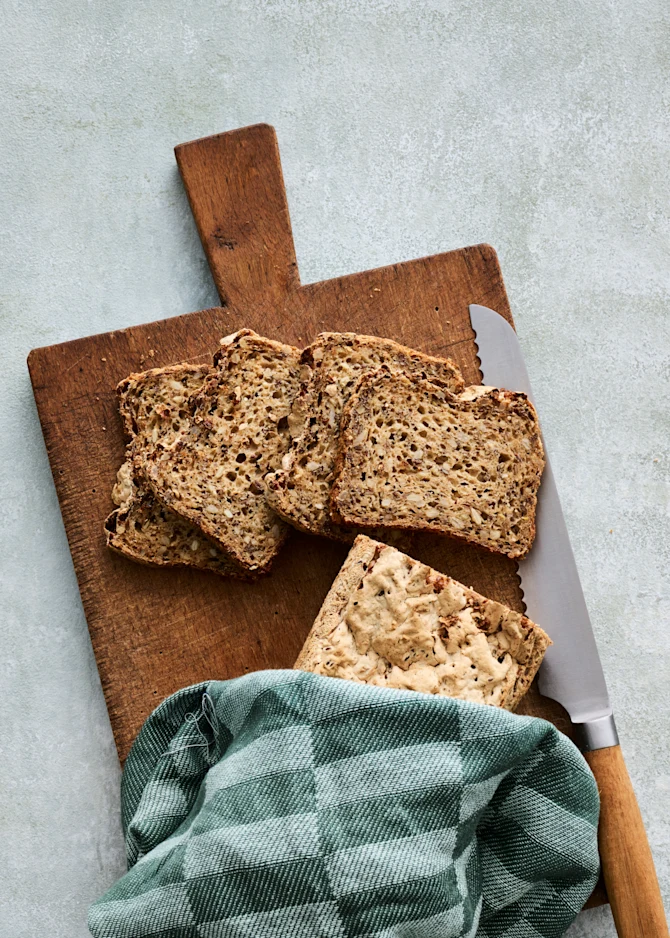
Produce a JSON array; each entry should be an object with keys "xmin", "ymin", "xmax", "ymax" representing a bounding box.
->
[{"xmin": 30, "ymin": 124, "xmax": 605, "ymax": 905}]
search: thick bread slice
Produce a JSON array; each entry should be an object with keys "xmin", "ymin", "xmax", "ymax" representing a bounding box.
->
[
  {"xmin": 265, "ymin": 333, "xmax": 465, "ymax": 541},
  {"xmin": 117, "ymin": 361, "xmax": 210, "ymax": 444},
  {"xmin": 106, "ymin": 364, "xmax": 247, "ymax": 576},
  {"xmin": 105, "ymin": 465, "xmax": 246, "ymax": 577},
  {"xmin": 137, "ymin": 331, "xmax": 302, "ymax": 574},
  {"xmin": 331, "ymin": 369, "xmax": 545, "ymax": 559},
  {"xmin": 295, "ymin": 536, "xmax": 551, "ymax": 710}
]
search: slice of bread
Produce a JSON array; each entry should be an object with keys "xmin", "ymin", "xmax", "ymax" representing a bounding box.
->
[
  {"xmin": 295, "ymin": 536, "xmax": 551, "ymax": 710},
  {"xmin": 137, "ymin": 331, "xmax": 302, "ymax": 574},
  {"xmin": 105, "ymin": 465, "xmax": 245, "ymax": 577},
  {"xmin": 117, "ymin": 361, "xmax": 210, "ymax": 444},
  {"xmin": 105, "ymin": 363, "xmax": 248, "ymax": 576},
  {"xmin": 265, "ymin": 333, "xmax": 465, "ymax": 541},
  {"xmin": 330, "ymin": 370, "xmax": 545, "ymax": 559}
]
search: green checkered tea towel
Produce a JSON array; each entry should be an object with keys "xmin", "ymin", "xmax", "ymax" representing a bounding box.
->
[{"xmin": 89, "ymin": 670, "xmax": 599, "ymax": 938}]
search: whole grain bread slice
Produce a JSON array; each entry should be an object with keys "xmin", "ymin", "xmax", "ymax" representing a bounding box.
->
[
  {"xmin": 265, "ymin": 333, "xmax": 465, "ymax": 541},
  {"xmin": 136, "ymin": 331, "xmax": 302, "ymax": 574},
  {"xmin": 117, "ymin": 361, "xmax": 210, "ymax": 443},
  {"xmin": 295, "ymin": 535, "xmax": 551, "ymax": 710},
  {"xmin": 105, "ymin": 363, "xmax": 247, "ymax": 576},
  {"xmin": 330, "ymin": 369, "xmax": 545, "ymax": 559},
  {"xmin": 105, "ymin": 464, "xmax": 246, "ymax": 577}
]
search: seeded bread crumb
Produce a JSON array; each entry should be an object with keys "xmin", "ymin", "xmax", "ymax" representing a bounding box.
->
[
  {"xmin": 330, "ymin": 369, "xmax": 544, "ymax": 559},
  {"xmin": 295, "ymin": 536, "xmax": 551, "ymax": 710},
  {"xmin": 265, "ymin": 333, "xmax": 464, "ymax": 541},
  {"xmin": 105, "ymin": 470, "xmax": 248, "ymax": 578},
  {"xmin": 117, "ymin": 361, "xmax": 209, "ymax": 444},
  {"xmin": 105, "ymin": 363, "xmax": 246, "ymax": 576},
  {"xmin": 137, "ymin": 331, "xmax": 302, "ymax": 573}
]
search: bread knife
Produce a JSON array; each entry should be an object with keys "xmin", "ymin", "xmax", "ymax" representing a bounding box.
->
[{"xmin": 469, "ymin": 304, "xmax": 668, "ymax": 938}]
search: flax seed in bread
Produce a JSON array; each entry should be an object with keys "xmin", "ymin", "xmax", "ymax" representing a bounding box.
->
[
  {"xmin": 330, "ymin": 369, "xmax": 544, "ymax": 559},
  {"xmin": 136, "ymin": 331, "xmax": 302, "ymax": 574},
  {"xmin": 265, "ymin": 333, "xmax": 465, "ymax": 541},
  {"xmin": 295, "ymin": 536, "xmax": 551, "ymax": 710}
]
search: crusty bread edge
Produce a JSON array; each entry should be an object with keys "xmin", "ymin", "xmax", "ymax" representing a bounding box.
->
[
  {"xmin": 508, "ymin": 621, "xmax": 552, "ymax": 711},
  {"xmin": 329, "ymin": 369, "xmax": 544, "ymax": 560},
  {"xmin": 300, "ymin": 332, "xmax": 466, "ymax": 396}
]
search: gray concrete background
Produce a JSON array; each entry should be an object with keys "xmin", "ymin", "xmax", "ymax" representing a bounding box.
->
[{"xmin": 1, "ymin": 1, "xmax": 668, "ymax": 935}]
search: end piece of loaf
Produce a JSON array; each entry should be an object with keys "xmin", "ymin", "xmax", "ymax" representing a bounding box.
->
[
  {"xmin": 265, "ymin": 332, "xmax": 465, "ymax": 541},
  {"xmin": 105, "ymin": 363, "xmax": 246, "ymax": 576},
  {"xmin": 331, "ymin": 369, "xmax": 545, "ymax": 559},
  {"xmin": 137, "ymin": 331, "xmax": 302, "ymax": 574},
  {"xmin": 295, "ymin": 536, "xmax": 551, "ymax": 710}
]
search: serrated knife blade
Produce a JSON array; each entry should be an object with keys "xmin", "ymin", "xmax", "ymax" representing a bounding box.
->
[{"xmin": 468, "ymin": 304, "xmax": 617, "ymax": 750}]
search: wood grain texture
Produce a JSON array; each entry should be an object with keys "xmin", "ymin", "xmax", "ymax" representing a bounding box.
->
[
  {"xmin": 175, "ymin": 125, "xmax": 299, "ymax": 311},
  {"xmin": 584, "ymin": 746, "xmax": 669, "ymax": 935},
  {"xmin": 28, "ymin": 122, "xmax": 605, "ymax": 906}
]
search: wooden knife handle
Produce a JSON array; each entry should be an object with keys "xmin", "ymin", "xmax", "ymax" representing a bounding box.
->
[{"xmin": 584, "ymin": 745, "xmax": 668, "ymax": 937}]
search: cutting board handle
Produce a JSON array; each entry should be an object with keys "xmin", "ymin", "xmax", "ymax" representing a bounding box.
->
[
  {"xmin": 175, "ymin": 124, "xmax": 299, "ymax": 312},
  {"xmin": 584, "ymin": 745, "xmax": 668, "ymax": 937}
]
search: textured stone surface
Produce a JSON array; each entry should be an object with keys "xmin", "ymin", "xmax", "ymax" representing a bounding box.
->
[{"xmin": 1, "ymin": 1, "xmax": 668, "ymax": 935}]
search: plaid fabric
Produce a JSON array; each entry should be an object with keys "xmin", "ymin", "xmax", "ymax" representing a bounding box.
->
[{"xmin": 89, "ymin": 670, "xmax": 599, "ymax": 938}]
